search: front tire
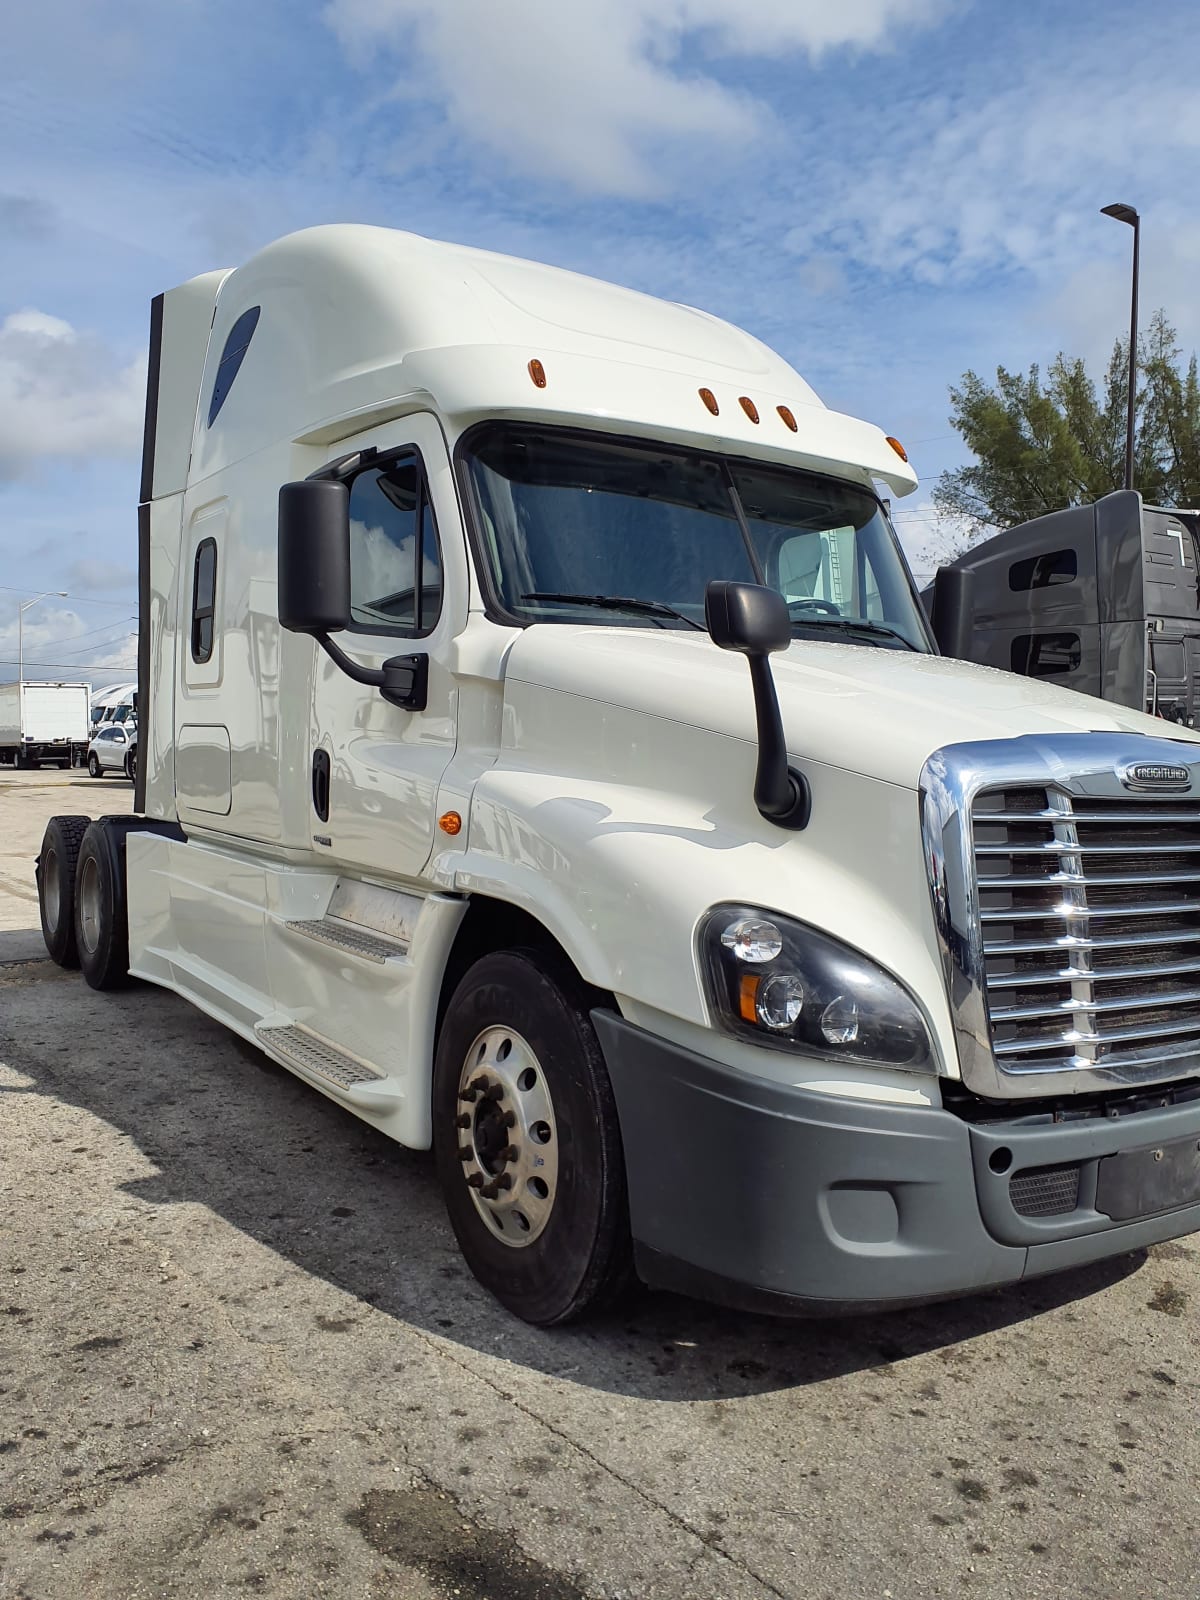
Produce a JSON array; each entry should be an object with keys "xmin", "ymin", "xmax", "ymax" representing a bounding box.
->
[
  {"xmin": 73, "ymin": 823, "xmax": 132, "ymax": 990},
  {"xmin": 433, "ymin": 950, "xmax": 631, "ymax": 1325},
  {"xmin": 37, "ymin": 815, "xmax": 91, "ymax": 967},
  {"xmin": 87, "ymin": 753, "xmax": 101, "ymax": 778}
]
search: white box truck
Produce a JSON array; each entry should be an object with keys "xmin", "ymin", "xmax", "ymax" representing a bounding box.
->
[
  {"xmin": 36, "ymin": 226, "xmax": 1200, "ymax": 1324},
  {"xmin": 0, "ymin": 681, "xmax": 91, "ymax": 768}
]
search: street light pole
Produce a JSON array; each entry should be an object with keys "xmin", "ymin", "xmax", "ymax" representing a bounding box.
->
[
  {"xmin": 17, "ymin": 591, "xmax": 68, "ymax": 685},
  {"xmin": 1101, "ymin": 202, "xmax": 1140, "ymax": 492}
]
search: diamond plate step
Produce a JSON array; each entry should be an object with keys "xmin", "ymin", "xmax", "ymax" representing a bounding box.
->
[
  {"xmin": 285, "ymin": 917, "xmax": 407, "ymax": 964},
  {"xmin": 257, "ymin": 1024, "xmax": 385, "ymax": 1091}
]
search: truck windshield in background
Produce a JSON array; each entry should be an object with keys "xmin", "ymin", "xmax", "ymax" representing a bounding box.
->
[{"xmin": 463, "ymin": 424, "xmax": 934, "ymax": 651}]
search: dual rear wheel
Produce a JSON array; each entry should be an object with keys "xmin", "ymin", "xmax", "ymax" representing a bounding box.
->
[{"xmin": 37, "ymin": 817, "xmax": 131, "ymax": 988}]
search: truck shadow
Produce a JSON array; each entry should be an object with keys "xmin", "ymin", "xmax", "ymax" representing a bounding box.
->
[{"xmin": 5, "ymin": 968, "xmax": 1155, "ymax": 1404}]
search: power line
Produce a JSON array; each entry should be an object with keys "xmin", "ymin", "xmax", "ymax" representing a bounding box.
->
[
  {"xmin": 33, "ymin": 618, "xmax": 138, "ymax": 655},
  {"xmin": 0, "ymin": 658, "xmax": 138, "ymax": 672},
  {"xmin": 0, "ymin": 584, "xmax": 138, "ymax": 609}
]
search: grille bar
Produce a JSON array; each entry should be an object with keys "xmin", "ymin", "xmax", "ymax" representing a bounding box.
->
[
  {"xmin": 973, "ymin": 784, "xmax": 1200, "ymax": 1075},
  {"xmin": 981, "ymin": 900, "xmax": 1200, "ymax": 922},
  {"xmin": 978, "ymin": 808, "xmax": 1200, "ymax": 824},
  {"xmin": 991, "ymin": 985, "xmax": 1200, "ymax": 1024},
  {"xmin": 976, "ymin": 839, "xmax": 1200, "ymax": 855},
  {"xmin": 986, "ymin": 954, "xmax": 1200, "ymax": 988},
  {"xmin": 986, "ymin": 927, "xmax": 1200, "ymax": 955}
]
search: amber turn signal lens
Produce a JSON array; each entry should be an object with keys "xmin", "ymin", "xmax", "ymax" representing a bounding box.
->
[
  {"xmin": 738, "ymin": 396, "xmax": 760, "ymax": 423},
  {"xmin": 886, "ymin": 435, "xmax": 908, "ymax": 462},
  {"xmin": 777, "ymin": 405, "xmax": 798, "ymax": 433},
  {"xmin": 439, "ymin": 811, "xmax": 463, "ymax": 836},
  {"xmin": 698, "ymin": 387, "xmax": 719, "ymax": 415},
  {"xmin": 528, "ymin": 359, "xmax": 547, "ymax": 388},
  {"xmin": 738, "ymin": 974, "xmax": 761, "ymax": 1022}
]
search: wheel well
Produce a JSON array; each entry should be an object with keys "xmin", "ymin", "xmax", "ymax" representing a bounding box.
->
[{"xmin": 436, "ymin": 896, "xmax": 614, "ymax": 1037}]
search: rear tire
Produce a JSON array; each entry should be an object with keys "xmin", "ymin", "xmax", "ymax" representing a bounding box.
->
[
  {"xmin": 37, "ymin": 815, "xmax": 91, "ymax": 967},
  {"xmin": 124, "ymin": 748, "xmax": 137, "ymax": 783},
  {"xmin": 433, "ymin": 949, "xmax": 632, "ymax": 1325},
  {"xmin": 73, "ymin": 823, "xmax": 132, "ymax": 990},
  {"xmin": 87, "ymin": 753, "xmax": 100, "ymax": 778}
]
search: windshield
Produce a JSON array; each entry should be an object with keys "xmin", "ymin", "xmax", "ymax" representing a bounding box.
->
[{"xmin": 462, "ymin": 425, "xmax": 932, "ymax": 650}]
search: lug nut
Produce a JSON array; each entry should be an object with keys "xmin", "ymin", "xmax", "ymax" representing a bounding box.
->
[
  {"xmin": 459, "ymin": 1086, "xmax": 478, "ymax": 1103},
  {"xmin": 466, "ymin": 1173, "xmax": 484, "ymax": 1189},
  {"xmin": 458, "ymin": 1145, "xmax": 473, "ymax": 1162},
  {"xmin": 500, "ymin": 1146, "xmax": 519, "ymax": 1164},
  {"xmin": 493, "ymin": 1173, "xmax": 513, "ymax": 1192},
  {"xmin": 481, "ymin": 1082, "xmax": 504, "ymax": 1102},
  {"xmin": 455, "ymin": 1113, "xmax": 471, "ymax": 1129},
  {"xmin": 502, "ymin": 1110, "xmax": 516, "ymax": 1128}
]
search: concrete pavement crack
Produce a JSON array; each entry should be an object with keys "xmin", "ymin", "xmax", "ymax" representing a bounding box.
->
[{"xmin": 399, "ymin": 1325, "xmax": 792, "ymax": 1600}]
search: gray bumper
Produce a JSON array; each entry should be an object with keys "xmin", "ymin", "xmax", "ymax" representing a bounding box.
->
[{"xmin": 594, "ymin": 1012, "xmax": 1200, "ymax": 1315}]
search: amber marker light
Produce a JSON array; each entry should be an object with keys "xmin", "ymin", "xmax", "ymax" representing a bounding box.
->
[
  {"xmin": 886, "ymin": 435, "xmax": 909, "ymax": 462},
  {"xmin": 739, "ymin": 396, "xmax": 760, "ymax": 423},
  {"xmin": 738, "ymin": 973, "xmax": 761, "ymax": 1022},
  {"xmin": 439, "ymin": 811, "xmax": 463, "ymax": 835},
  {"xmin": 699, "ymin": 387, "xmax": 719, "ymax": 415},
  {"xmin": 528, "ymin": 358, "xmax": 547, "ymax": 388},
  {"xmin": 777, "ymin": 405, "xmax": 798, "ymax": 433}
]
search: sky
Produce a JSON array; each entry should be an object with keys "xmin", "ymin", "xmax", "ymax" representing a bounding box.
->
[{"xmin": 2, "ymin": 0, "xmax": 1198, "ymax": 685}]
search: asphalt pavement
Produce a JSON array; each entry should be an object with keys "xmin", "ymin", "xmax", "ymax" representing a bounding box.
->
[{"xmin": 1, "ymin": 768, "xmax": 1197, "ymax": 1599}]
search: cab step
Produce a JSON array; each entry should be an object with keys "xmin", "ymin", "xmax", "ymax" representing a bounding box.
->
[
  {"xmin": 284, "ymin": 916, "xmax": 408, "ymax": 964},
  {"xmin": 255, "ymin": 1023, "xmax": 402, "ymax": 1111}
]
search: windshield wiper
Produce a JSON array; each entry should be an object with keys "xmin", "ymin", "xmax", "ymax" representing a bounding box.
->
[
  {"xmin": 521, "ymin": 592, "xmax": 704, "ymax": 630},
  {"xmin": 793, "ymin": 618, "xmax": 919, "ymax": 651}
]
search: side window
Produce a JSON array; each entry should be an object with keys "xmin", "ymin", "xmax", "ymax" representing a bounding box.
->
[
  {"xmin": 345, "ymin": 456, "xmax": 443, "ymax": 635},
  {"xmin": 207, "ymin": 307, "xmax": 261, "ymax": 426},
  {"xmin": 1011, "ymin": 632, "xmax": 1081, "ymax": 677},
  {"xmin": 1008, "ymin": 549, "xmax": 1077, "ymax": 591},
  {"xmin": 191, "ymin": 538, "xmax": 217, "ymax": 663}
]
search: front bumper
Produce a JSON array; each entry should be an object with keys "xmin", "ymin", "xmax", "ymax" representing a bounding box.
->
[{"xmin": 594, "ymin": 1012, "xmax": 1200, "ymax": 1315}]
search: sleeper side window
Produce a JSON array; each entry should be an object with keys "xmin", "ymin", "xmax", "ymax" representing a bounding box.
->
[
  {"xmin": 207, "ymin": 306, "xmax": 261, "ymax": 426},
  {"xmin": 191, "ymin": 537, "xmax": 217, "ymax": 663},
  {"xmin": 1008, "ymin": 549, "xmax": 1077, "ymax": 591},
  {"xmin": 345, "ymin": 455, "xmax": 443, "ymax": 636}
]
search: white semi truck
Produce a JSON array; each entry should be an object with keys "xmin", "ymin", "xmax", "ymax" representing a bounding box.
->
[
  {"xmin": 0, "ymin": 681, "xmax": 91, "ymax": 768},
  {"xmin": 36, "ymin": 226, "xmax": 1200, "ymax": 1324}
]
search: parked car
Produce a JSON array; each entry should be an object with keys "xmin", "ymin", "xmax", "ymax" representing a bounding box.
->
[{"xmin": 87, "ymin": 723, "xmax": 137, "ymax": 780}]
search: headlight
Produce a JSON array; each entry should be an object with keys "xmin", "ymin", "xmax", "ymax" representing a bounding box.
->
[{"xmin": 700, "ymin": 904, "xmax": 936, "ymax": 1073}]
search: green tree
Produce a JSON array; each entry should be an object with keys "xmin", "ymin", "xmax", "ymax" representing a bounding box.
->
[{"xmin": 933, "ymin": 311, "xmax": 1200, "ymax": 542}]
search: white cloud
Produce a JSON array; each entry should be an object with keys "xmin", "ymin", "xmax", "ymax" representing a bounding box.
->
[
  {"xmin": 0, "ymin": 603, "xmax": 137, "ymax": 684},
  {"xmin": 323, "ymin": 0, "xmax": 948, "ymax": 194},
  {"xmin": 0, "ymin": 310, "xmax": 146, "ymax": 481}
]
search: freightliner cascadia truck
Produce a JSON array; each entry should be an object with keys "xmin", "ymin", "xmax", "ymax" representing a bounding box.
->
[{"xmin": 36, "ymin": 226, "xmax": 1200, "ymax": 1324}]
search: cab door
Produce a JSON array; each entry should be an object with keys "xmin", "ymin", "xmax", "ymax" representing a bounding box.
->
[{"xmin": 308, "ymin": 414, "xmax": 462, "ymax": 883}]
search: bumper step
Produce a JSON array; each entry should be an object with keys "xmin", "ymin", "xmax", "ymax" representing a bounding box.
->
[
  {"xmin": 284, "ymin": 916, "xmax": 407, "ymax": 963},
  {"xmin": 255, "ymin": 1023, "xmax": 401, "ymax": 1111}
]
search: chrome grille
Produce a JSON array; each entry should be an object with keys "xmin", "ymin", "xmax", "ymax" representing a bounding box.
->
[{"xmin": 972, "ymin": 786, "xmax": 1200, "ymax": 1074}]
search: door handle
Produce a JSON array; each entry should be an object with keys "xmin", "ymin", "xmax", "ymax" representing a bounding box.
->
[{"xmin": 312, "ymin": 749, "xmax": 331, "ymax": 822}]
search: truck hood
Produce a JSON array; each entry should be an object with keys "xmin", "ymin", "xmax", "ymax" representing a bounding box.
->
[{"xmin": 504, "ymin": 626, "xmax": 1200, "ymax": 789}]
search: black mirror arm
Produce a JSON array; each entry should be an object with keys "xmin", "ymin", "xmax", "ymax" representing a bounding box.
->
[
  {"xmin": 746, "ymin": 654, "xmax": 811, "ymax": 830},
  {"xmin": 315, "ymin": 634, "xmax": 428, "ymax": 711}
]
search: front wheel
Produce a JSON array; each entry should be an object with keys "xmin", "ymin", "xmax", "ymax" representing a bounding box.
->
[
  {"xmin": 87, "ymin": 753, "xmax": 101, "ymax": 778},
  {"xmin": 432, "ymin": 950, "xmax": 632, "ymax": 1325}
]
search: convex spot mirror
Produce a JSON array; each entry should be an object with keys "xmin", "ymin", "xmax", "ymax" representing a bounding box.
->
[{"xmin": 278, "ymin": 480, "xmax": 352, "ymax": 635}]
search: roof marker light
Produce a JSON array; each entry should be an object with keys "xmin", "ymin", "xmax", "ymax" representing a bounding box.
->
[
  {"xmin": 777, "ymin": 405, "xmax": 798, "ymax": 433},
  {"xmin": 528, "ymin": 359, "xmax": 547, "ymax": 389},
  {"xmin": 886, "ymin": 435, "xmax": 909, "ymax": 462},
  {"xmin": 699, "ymin": 387, "xmax": 719, "ymax": 415},
  {"xmin": 739, "ymin": 396, "xmax": 760, "ymax": 423}
]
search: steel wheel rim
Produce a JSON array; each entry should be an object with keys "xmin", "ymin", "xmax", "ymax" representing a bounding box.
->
[
  {"xmin": 456, "ymin": 1026, "xmax": 559, "ymax": 1248},
  {"xmin": 78, "ymin": 855, "xmax": 101, "ymax": 955},
  {"xmin": 43, "ymin": 847, "xmax": 60, "ymax": 934}
]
